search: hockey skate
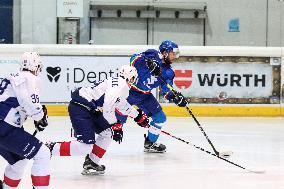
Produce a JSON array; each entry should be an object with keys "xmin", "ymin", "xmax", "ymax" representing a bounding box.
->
[
  {"xmin": 81, "ymin": 155, "xmax": 105, "ymax": 175},
  {"xmin": 0, "ymin": 180, "xmax": 3, "ymax": 189},
  {"xmin": 144, "ymin": 134, "xmax": 166, "ymax": 153},
  {"xmin": 45, "ymin": 142, "xmax": 56, "ymax": 156}
]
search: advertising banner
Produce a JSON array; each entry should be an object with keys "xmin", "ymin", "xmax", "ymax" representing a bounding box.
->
[
  {"xmin": 282, "ymin": 58, "xmax": 284, "ymax": 104},
  {"xmin": 0, "ymin": 56, "xmax": 20, "ymax": 78},
  {"xmin": 168, "ymin": 58, "xmax": 280, "ymax": 104},
  {"xmin": 40, "ymin": 56, "xmax": 129, "ymax": 103},
  {"xmin": 173, "ymin": 62, "xmax": 272, "ymax": 97},
  {"xmin": 0, "ymin": 54, "xmax": 281, "ymax": 104},
  {"xmin": 0, "ymin": 55, "xmax": 129, "ymax": 103}
]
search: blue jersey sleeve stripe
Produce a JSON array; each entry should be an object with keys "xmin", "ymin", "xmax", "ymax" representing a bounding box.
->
[{"xmin": 130, "ymin": 85, "xmax": 151, "ymax": 94}]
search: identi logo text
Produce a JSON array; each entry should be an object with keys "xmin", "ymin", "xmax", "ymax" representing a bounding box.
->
[{"xmin": 46, "ymin": 66, "xmax": 120, "ymax": 84}]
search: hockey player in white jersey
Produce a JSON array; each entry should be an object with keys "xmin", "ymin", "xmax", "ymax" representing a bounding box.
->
[
  {"xmin": 0, "ymin": 52, "xmax": 51, "ymax": 189},
  {"xmin": 46, "ymin": 65, "xmax": 149, "ymax": 175}
]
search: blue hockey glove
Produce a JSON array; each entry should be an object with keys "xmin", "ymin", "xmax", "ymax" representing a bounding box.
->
[
  {"xmin": 111, "ymin": 122, "xmax": 123, "ymax": 144},
  {"xmin": 146, "ymin": 58, "xmax": 161, "ymax": 77},
  {"xmin": 34, "ymin": 105, "xmax": 48, "ymax": 132}
]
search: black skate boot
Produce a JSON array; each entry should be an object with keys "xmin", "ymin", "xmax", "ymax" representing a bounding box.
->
[
  {"xmin": 0, "ymin": 180, "xmax": 3, "ymax": 189},
  {"xmin": 45, "ymin": 142, "xmax": 56, "ymax": 156},
  {"xmin": 144, "ymin": 134, "xmax": 166, "ymax": 153},
  {"xmin": 81, "ymin": 155, "xmax": 105, "ymax": 175}
]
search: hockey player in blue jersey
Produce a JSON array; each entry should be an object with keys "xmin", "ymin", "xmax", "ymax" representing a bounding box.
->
[
  {"xmin": 121, "ymin": 40, "xmax": 188, "ymax": 153},
  {"xmin": 0, "ymin": 52, "xmax": 51, "ymax": 189}
]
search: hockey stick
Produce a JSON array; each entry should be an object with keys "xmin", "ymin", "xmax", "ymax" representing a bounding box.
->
[
  {"xmin": 160, "ymin": 129, "xmax": 264, "ymax": 174},
  {"xmin": 32, "ymin": 130, "xmax": 37, "ymax": 136},
  {"xmin": 158, "ymin": 74, "xmax": 232, "ymax": 158}
]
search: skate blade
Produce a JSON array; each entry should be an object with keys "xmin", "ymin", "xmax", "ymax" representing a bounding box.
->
[
  {"xmin": 144, "ymin": 149, "xmax": 166, "ymax": 153},
  {"xmin": 81, "ymin": 169, "xmax": 105, "ymax": 175}
]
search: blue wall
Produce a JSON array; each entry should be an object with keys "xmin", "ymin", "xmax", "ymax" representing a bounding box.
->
[{"xmin": 0, "ymin": 0, "xmax": 13, "ymax": 43}]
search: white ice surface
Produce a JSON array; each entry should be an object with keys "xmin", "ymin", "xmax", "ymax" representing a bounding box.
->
[{"xmin": 1, "ymin": 116, "xmax": 284, "ymax": 189}]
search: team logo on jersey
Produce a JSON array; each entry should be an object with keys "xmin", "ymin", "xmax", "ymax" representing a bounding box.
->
[
  {"xmin": 174, "ymin": 70, "xmax": 192, "ymax": 89},
  {"xmin": 46, "ymin": 67, "xmax": 61, "ymax": 82}
]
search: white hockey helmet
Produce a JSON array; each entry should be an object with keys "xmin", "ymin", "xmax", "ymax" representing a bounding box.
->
[
  {"xmin": 20, "ymin": 52, "xmax": 43, "ymax": 76},
  {"xmin": 119, "ymin": 65, "xmax": 138, "ymax": 84}
]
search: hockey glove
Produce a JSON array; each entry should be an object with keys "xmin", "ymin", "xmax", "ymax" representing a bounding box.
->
[
  {"xmin": 34, "ymin": 105, "xmax": 48, "ymax": 132},
  {"xmin": 146, "ymin": 58, "xmax": 161, "ymax": 77},
  {"xmin": 173, "ymin": 92, "xmax": 188, "ymax": 107},
  {"xmin": 134, "ymin": 109, "xmax": 149, "ymax": 127},
  {"xmin": 91, "ymin": 109, "xmax": 102, "ymax": 118},
  {"xmin": 111, "ymin": 123, "xmax": 123, "ymax": 144}
]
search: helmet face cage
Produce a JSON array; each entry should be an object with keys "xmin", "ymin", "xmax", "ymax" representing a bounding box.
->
[
  {"xmin": 119, "ymin": 65, "xmax": 138, "ymax": 84},
  {"xmin": 172, "ymin": 47, "xmax": 180, "ymax": 59},
  {"xmin": 159, "ymin": 40, "xmax": 179, "ymax": 59},
  {"xmin": 21, "ymin": 52, "xmax": 43, "ymax": 76}
]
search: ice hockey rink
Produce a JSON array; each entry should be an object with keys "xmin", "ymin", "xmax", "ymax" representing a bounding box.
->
[{"xmin": 0, "ymin": 116, "xmax": 284, "ymax": 189}]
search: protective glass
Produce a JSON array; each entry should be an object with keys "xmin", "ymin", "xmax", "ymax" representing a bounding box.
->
[{"xmin": 173, "ymin": 48, "xmax": 180, "ymax": 58}]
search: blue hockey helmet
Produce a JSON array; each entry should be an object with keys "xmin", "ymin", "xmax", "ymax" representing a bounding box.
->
[{"xmin": 159, "ymin": 40, "xmax": 179, "ymax": 58}]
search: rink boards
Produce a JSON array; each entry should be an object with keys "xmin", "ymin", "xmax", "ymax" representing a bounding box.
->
[
  {"xmin": 0, "ymin": 45, "xmax": 284, "ymax": 117},
  {"xmin": 45, "ymin": 104, "xmax": 284, "ymax": 117}
]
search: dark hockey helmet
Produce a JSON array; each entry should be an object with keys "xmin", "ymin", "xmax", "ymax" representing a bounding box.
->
[{"xmin": 159, "ymin": 40, "xmax": 179, "ymax": 58}]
